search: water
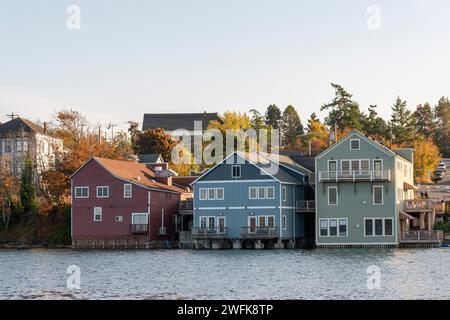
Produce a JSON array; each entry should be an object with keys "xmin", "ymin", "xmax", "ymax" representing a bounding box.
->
[{"xmin": 0, "ymin": 248, "xmax": 449, "ymax": 300}]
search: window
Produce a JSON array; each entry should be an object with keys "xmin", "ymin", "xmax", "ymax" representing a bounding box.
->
[
  {"xmin": 23, "ymin": 141, "xmax": 28, "ymax": 152},
  {"xmin": 258, "ymin": 187, "xmax": 266, "ymax": 199},
  {"xmin": 361, "ymin": 160, "xmax": 369, "ymax": 172},
  {"xmin": 16, "ymin": 140, "xmax": 22, "ymax": 152},
  {"xmin": 373, "ymin": 186, "xmax": 383, "ymax": 205},
  {"xmin": 124, "ymin": 184, "xmax": 132, "ymax": 198},
  {"xmin": 259, "ymin": 216, "xmax": 266, "ymax": 228},
  {"xmin": 282, "ymin": 187, "xmax": 287, "ymax": 201},
  {"xmin": 350, "ymin": 139, "xmax": 360, "ymax": 150},
  {"xmin": 268, "ymin": 216, "xmax": 275, "ymax": 228},
  {"xmin": 218, "ymin": 216, "xmax": 226, "ymax": 233},
  {"xmin": 339, "ymin": 219, "xmax": 347, "ymax": 236},
  {"xmin": 267, "ymin": 187, "xmax": 275, "ymax": 199},
  {"xmin": 96, "ymin": 186, "xmax": 109, "ymax": 198},
  {"xmin": 373, "ymin": 159, "xmax": 383, "ymax": 171},
  {"xmin": 282, "ymin": 215, "xmax": 287, "ymax": 230},
  {"xmin": 132, "ymin": 213, "xmax": 148, "ymax": 225},
  {"xmin": 115, "ymin": 216, "xmax": 123, "ymax": 222},
  {"xmin": 200, "ymin": 216, "xmax": 207, "ymax": 228},
  {"xmin": 5, "ymin": 141, "xmax": 12, "ymax": 153},
  {"xmin": 208, "ymin": 216, "xmax": 215, "ymax": 228},
  {"xmin": 93, "ymin": 207, "xmax": 102, "ymax": 221},
  {"xmin": 341, "ymin": 160, "xmax": 350, "ymax": 173},
  {"xmin": 328, "ymin": 187, "xmax": 338, "ymax": 205},
  {"xmin": 199, "ymin": 188, "xmax": 207, "ymax": 200},
  {"xmin": 74, "ymin": 187, "xmax": 89, "ymax": 198},
  {"xmin": 216, "ymin": 188, "xmax": 224, "ymax": 200},
  {"xmin": 249, "ymin": 187, "xmax": 257, "ymax": 199},
  {"xmin": 208, "ymin": 188, "xmax": 215, "ymax": 200},
  {"xmin": 231, "ymin": 165, "xmax": 241, "ymax": 178},
  {"xmin": 365, "ymin": 218, "xmax": 393, "ymax": 236},
  {"xmin": 329, "ymin": 219, "xmax": 337, "ymax": 236},
  {"xmin": 320, "ymin": 220, "xmax": 328, "ymax": 236},
  {"xmin": 328, "ymin": 160, "xmax": 337, "ymax": 172}
]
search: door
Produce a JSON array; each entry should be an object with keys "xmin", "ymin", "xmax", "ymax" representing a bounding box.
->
[
  {"xmin": 248, "ymin": 216, "xmax": 257, "ymax": 234},
  {"xmin": 218, "ymin": 216, "xmax": 226, "ymax": 234},
  {"xmin": 328, "ymin": 160, "xmax": 337, "ymax": 179},
  {"xmin": 373, "ymin": 160, "xmax": 383, "ymax": 179}
]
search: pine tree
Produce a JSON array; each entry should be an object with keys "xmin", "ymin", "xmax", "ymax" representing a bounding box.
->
[
  {"xmin": 361, "ymin": 105, "xmax": 389, "ymax": 140},
  {"xmin": 434, "ymin": 97, "xmax": 450, "ymax": 157},
  {"xmin": 281, "ymin": 105, "xmax": 304, "ymax": 149},
  {"xmin": 321, "ymin": 83, "xmax": 362, "ymax": 130},
  {"xmin": 413, "ymin": 103, "xmax": 435, "ymax": 138},
  {"xmin": 389, "ymin": 97, "xmax": 416, "ymax": 146},
  {"xmin": 264, "ymin": 104, "xmax": 281, "ymax": 129},
  {"xmin": 20, "ymin": 152, "xmax": 38, "ymax": 214}
]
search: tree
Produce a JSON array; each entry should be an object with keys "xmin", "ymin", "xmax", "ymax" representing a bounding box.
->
[
  {"xmin": 133, "ymin": 128, "xmax": 177, "ymax": 161},
  {"xmin": 434, "ymin": 96, "xmax": 450, "ymax": 157},
  {"xmin": 281, "ymin": 105, "xmax": 304, "ymax": 149},
  {"xmin": 413, "ymin": 103, "xmax": 435, "ymax": 139},
  {"xmin": 20, "ymin": 152, "xmax": 38, "ymax": 214},
  {"xmin": 264, "ymin": 104, "xmax": 281, "ymax": 128},
  {"xmin": 304, "ymin": 117, "xmax": 329, "ymax": 155},
  {"xmin": 321, "ymin": 83, "xmax": 362, "ymax": 131},
  {"xmin": 413, "ymin": 137, "xmax": 441, "ymax": 183},
  {"xmin": 0, "ymin": 157, "xmax": 19, "ymax": 229},
  {"xmin": 389, "ymin": 97, "xmax": 416, "ymax": 146},
  {"xmin": 361, "ymin": 105, "xmax": 390, "ymax": 141},
  {"xmin": 249, "ymin": 109, "xmax": 266, "ymax": 130}
]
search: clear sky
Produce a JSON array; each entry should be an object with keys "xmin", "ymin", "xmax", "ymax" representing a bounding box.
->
[{"xmin": 1, "ymin": 0, "xmax": 449, "ymax": 131}]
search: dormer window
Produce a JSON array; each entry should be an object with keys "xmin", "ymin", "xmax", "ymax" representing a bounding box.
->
[
  {"xmin": 350, "ymin": 139, "xmax": 360, "ymax": 150},
  {"xmin": 231, "ymin": 165, "xmax": 241, "ymax": 178}
]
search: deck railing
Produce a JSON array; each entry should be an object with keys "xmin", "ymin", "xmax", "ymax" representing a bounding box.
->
[
  {"xmin": 241, "ymin": 227, "xmax": 278, "ymax": 238},
  {"xmin": 179, "ymin": 199, "xmax": 194, "ymax": 214},
  {"xmin": 131, "ymin": 224, "xmax": 148, "ymax": 234},
  {"xmin": 403, "ymin": 199, "xmax": 435, "ymax": 212},
  {"xmin": 192, "ymin": 227, "xmax": 227, "ymax": 239},
  {"xmin": 296, "ymin": 200, "xmax": 316, "ymax": 212},
  {"xmin": 400, "ymin": 230, "xmax": 444, "ymax": 242},
  {"xmin": 318, "ymin": 170, "xmax": 391, "ymax": 182}
]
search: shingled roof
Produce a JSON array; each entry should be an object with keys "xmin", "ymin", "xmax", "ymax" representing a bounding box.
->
[
  {"xmin": 0, "ymin": 117, "xmax": 48, "ymax": 137},
  {"xmin": 142, "ymin": 112, "xmax": 220, "ymax": 132}
]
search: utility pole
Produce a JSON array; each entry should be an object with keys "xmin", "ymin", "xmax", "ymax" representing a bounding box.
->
[
  {"xmin": 6, "ymin": 113, "xmax": 18, "ymax": 120},
  {"xmin": 107, "ymin": 123, "xmax": 117, "ymax": 141}
]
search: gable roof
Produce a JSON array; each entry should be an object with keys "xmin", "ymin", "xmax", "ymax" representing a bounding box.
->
[
  {"xmin": 138, "ymin": 154, "xmax": 163, "ymax": 164},
  {"xmin": 316, "ymin": 129, "xmax": 412, "ymax": 163},
  {"xmin": 72, "ymin": 157, "xmax": 188, "ymax": 194},
  {"xmin": 142, "ymin": 112, "xmax": 220, "ymax": 132},
  {"xmin": 0, "ymin": 117, "xmax": 48, "ymax": 136},
  {"xmin": 277, "ymin": 151, "xmax": 315, "ymax": 173}
]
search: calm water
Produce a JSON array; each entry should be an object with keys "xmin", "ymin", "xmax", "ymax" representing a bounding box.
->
[{"xmin": 1, "ymin": 248, "xmax": 450, "ymax": 300}]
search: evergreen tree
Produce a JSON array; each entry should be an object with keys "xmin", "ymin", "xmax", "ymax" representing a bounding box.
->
[
  {"xmin": 249, "ymin": 109, "xmax": 266, "ymax": 130},
  {"xmin": 281, "ymin": 105, "xmax": 304, "ymax": 148},
  {"xmin": 264, "ymin": 104, "xmax": 281, "ymax": 129},
  {"xmin": 321, "ymin": 83, "xmax": 363, "ymax": 130},
  {"xmin": 434, "ymin": 97, "xmax": 450, "ymax": 157},
  {"xmin": 389, "ymin": 97, "xmax": 416, "ymax": 146},
  {"xmin": 413, "ymin": 103, "xmax": 435, "ymax": 139},
  {"xmin": 361, "ymin": 105, "xmax": 390, "ymax": 140},
  {"xmin": 307, "ymin": 113, "xmax": 319, "ymax": 131},
  {"xmin": 20, "ymin": 152, "xmax": 38, "ymax": 213}
]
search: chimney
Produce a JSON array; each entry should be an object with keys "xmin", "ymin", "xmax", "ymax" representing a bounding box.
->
[{"xmin": 43, "ymin": 122, "xmax": 47, "ymax": 134}]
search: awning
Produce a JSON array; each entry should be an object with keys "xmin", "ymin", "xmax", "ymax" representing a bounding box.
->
[
  {"xmin": 403, "ymin": 182, "xmax": 418, "ymax": 191},
  {"xmin": 400, "ymin": 211, "xmax": 417, "ymax": 220}
]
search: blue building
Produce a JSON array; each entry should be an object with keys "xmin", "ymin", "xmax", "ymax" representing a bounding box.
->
[{"xmin": 192, "ymin": 152, "xmax": 315, "ymax": 249}]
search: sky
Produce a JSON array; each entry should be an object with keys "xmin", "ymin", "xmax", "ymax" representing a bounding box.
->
[{"xmin": 1, "ymin": 0, "xmax": 450, "ymax": 132}]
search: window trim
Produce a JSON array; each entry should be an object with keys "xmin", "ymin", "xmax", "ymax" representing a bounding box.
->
[
  {"xmin": 372, "ymin": 159, "xmax": 383, "ymax": 171},
  {"xmin": 93, "ymin": 207, "xmax": 102, "ymax": 222},
  {"xmin": 327, "ymin": 186, "xmax": 338, "ymax": 206},
  {"xmin": 282, "ymin": 215, "xmax": 287, "ymax": 230},
  {"xmin": 199, "ymin": 188, "xmax": 207, "ymax": 200},
  {"xmin": 364, "ymin": 217, "xmax": 394, "ymax": 237},
  {"xmin": 257, "ymin": 187, "xmax": 266, "ymax": 199},
  {"xmin": 207, "ymin": 188, "xmax": 216, "ymax": 200},
  {"xmin": 132, "ymin": 212, "xmax": 149, "ymax": 225},
  {"xmin": 96, "ymin": 186, "xmax": 109, "ymax": 198},
  {"xmin": 328, "ymin": 160, "xmax": 337, "ymax": 172},
  {"xmin": 267, "ymin": 187, "xmax": 275, "ymax": 199},
  {"xmin": 249, "ymin": 187, "xmax": 257, "ymax": 199},
  {"xmin": 231, "ymin": 165, "xmax": 241, "ymax": 178},
  {"xmin": 282, "ymin": 186, "xmax": 287, "ymax": 201},
  {"xmin": 350, "ymin": 139, "xmax": 360, "ymax": 150},
  {"xmin": 319, "ymin": 218, "xmax": 348, "ymax": 237},
  {"xmin": 123, "ymin": 184, "xmax": 132, "ymax": 198},
  {"xmin": 373, "ymin": 185, "xmax": 384, "ymax": 205},
  {"xmin": 216, "ymin": 188, "xmax": 224, "ymax": 200},
  {"xmin": 74, "ymin": 186, "xmax": 89, "ymax": 199}
]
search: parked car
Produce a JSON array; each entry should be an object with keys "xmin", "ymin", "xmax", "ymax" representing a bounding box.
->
[
  {"xmin": 437, "ymin": 162, "xmax": 446, "ymax": 171},
  {"xmin": 434, "ymin": 170, "xmax": 444, "ymax": 182}
]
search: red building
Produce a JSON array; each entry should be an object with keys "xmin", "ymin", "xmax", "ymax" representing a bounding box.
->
[{"xmin": 70, "ymin": 157, "xmax": 191, "ymax": 249}]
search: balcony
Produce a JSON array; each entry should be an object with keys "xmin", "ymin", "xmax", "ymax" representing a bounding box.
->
[
  {"xmin": 131, "ymin": 224, "xmax": 148, "ymax": 234},
  {"xmin": 179, "ymin": 198, "xmax": 194, "ymax": 215},
  {"xmin": 403, "ymin": 199, "xmax": 435, "ymax": 212},
  {"xmin": 241, "ymin": 227, "xmax": 278, "ymax": 239},
  {"xmin": 192, "ymin": 227, "xmax": 227, "ymax": 239},
  {"xmin": 318, "ymin": 170, "xmax": 391, "ymax": 183},
  {"xmin": 296, "ymin": 200, "xmax": 316, "ymax": 213},
  {"xmin": 400, "ymin": 230, "xmax": 443, "ymax": 243}
]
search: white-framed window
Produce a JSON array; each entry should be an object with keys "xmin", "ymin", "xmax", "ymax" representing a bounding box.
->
[
  {"xmin": 74, "ymin": 187, "xmax": 89, "ymax": 198},
  {"xmin": 364, "ymin": 218, "xmax": 393, "ymax": 236},
  {"xmin": 208, "ymin": 188, "xmax": 215, "ymax": 200},
  {"xmin": 199, "ymin": 188, "xmax": 207, "ymax": 200},
  {"xmin": 23, "ymin": 140, "xmax": 28, "ymax": 152},
  {"xmin": 267, "ymin": 216, "xmax": 275, "ymax": 228},
  {"xmin": 115, "ymin": 216, "xmax": 123, "ymax": 222},
  {"xmin": 340, "ymin": 159, "xmax": 370, "ymax": 173},
  {"xmin": 249, "ymin": 187, "xmax": 257, "ymax": 199},
  {"xmin": 96, "ymin": 186, "xmax": 109, "ymax": 198},
  {"xmin": 282, "ymin": 215, "xmax": 287, "ymax": 230},
  {"xmin": 217, "ymin": 216, "xmax": 226, "ymax": 233},
  {"xmin": 93, "ymin": 207, "xmax": 102, "ymax": 222},
  {"xmin": 124, "ymin": 184, "xmax": 132, "ymax": 198},
  {"xmin": 350, "ymin": 139, "xmax": 360, "ymax": 150},
  {"xmin": 216, "ymin": 188, "xmax": 224, "ymax": 200},
  {"xmin": 319, "ymin": 218, "xmax": 348, "ymax": 237},
  {"xmin": 200, "ymin": 216, "xmax": 207, "ymax": 228},
  {"xmin": 327, "ymin": 186, "xmax": 338, "ymax": 205},
  {"xmin": 16, "ymin": 140, "xmax": 23, "ymax": 152},
  {"xmin": 231, "ymin": 165, "xmax": 241, "ymax": 178},
  {"xmin": 258, "ymin": 187, "xmax": 266, "ymax": 199},
  {"xmin": 282, "ymin": 186, "xmax": 287, "ymax": 201},
  {"xmin": 132, "ymin": 213, "xmax": 149, "ymax": 225},
  {"xmin": 328, "ymin": 160, "xmax": 337, "ymax": 172},
  {"xmin": 267, "ymin": 187, "xmax": 275, "ymax": 199},
  {"xmin": 4, "ymin": 141, "xmax": 12, "ymax": 153},
  {"xmin": 373, "ymin": 185, "xmax": 383, "ymax": 205},
  {"xmin": 208, "ymin": 216, "xmax": 216, "ymax": 228}
]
